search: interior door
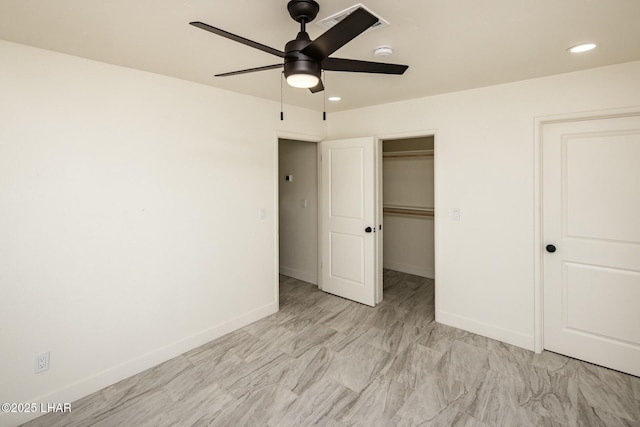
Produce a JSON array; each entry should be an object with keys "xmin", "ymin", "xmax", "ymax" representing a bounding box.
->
[
  {"xmin": 320, "ymin": 137, "xmax": 377, "ymax": 306},
  {"xmin": 542, "ymin": 114, "xmax": 640, "ymax": 376}
]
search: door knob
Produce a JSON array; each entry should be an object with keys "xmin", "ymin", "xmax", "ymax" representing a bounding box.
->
[
  {"xmin": 546, "ymin": 244, "xmax": 556, "ymax": 253},
  {"xmin": 365, "ymin": 227, "xmax": 372, "ymax": 233}
]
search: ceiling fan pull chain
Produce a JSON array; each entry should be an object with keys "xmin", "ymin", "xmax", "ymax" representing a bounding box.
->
[
  {"xmin": 323, "ymin": 71, "xmax": 326, "ymax": 121},
  {"xmin": 281, "ymin": 71, "xmax": 284, "ymax": 121}
]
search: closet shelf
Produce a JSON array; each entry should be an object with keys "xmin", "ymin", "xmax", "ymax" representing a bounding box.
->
[
  {"xmin": 383, "ymin": 205, "xmax": 434, "ymax": 218},
  {"xmin": 383, "ymin": 149, "xmax": 434, "ymax": 158}
]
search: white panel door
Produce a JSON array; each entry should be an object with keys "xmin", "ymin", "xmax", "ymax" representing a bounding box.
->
[
  {"xmin": 321, "ymin": 137, "xmax": 377, "ymax": 306},
  {"xmin": 543, "ymin": 114, "xmax": 640, "ymax": 376}
]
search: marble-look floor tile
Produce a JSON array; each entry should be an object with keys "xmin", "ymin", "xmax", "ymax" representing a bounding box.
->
[
  {"xmin": 436, "ymin": 340, "xmax": 490, "ymax": 384},
  {"xmin": 324, "ymin": 322, "xmax": 382, "ymax": 353},
  {"xmin": 217, "ymin": 349, "xmax": 293, "ymax": 398},
  {"xmin": 89, "ymin": 390, "xmax": 174, "ymax": 427},
  {"xmin": 208, "ymin": 384, "xmax": 298, "ymax": 427},
  {"xmin": 385, "ymin": 342, "xmax": 444, "ymax": 389},
  {"xmin": 633, "ymin": 375, "xmax": 640, "ymax": 402},
  {"xmin": 279, "ymin": 346, "xmax": 334, "ymax": 395},
  {"xmin": 448, "ymin": 412, "xmax": 493, "ymax": 427},
  {"xmin": 366, "ymin": 319, "xmax": 425, "ymax": 356},
  {"xmin": 403, "ymin": 305, "xmax": 436, "ymax": 330},
  {"xmin": 395, "ymin": 371, "xmax": 472, "ymax": 426},
  {"xmin": 577, "ymin": 362, "xmax": 639, "ymax": 422},
  {"xmin": 320, "ymin": 304, "xmax": 375, "ymax": 333},
  {"xmin": 143, "ymin": 383, "xmax": 237, "ymax": 427},
  {"xmin": 576, "ymin": 389, "xmax": 638, "ymax": 427},
  {"xmin": 21, "ymin": 271, "xmax": 640, "ymax": 427},
  {"xmin": 487, "ymin": 340, "xmax": 535, "ymax": 380},
  {"xmin": 101, "ymin": 356, "xmax": 192, "ymax": 407},
  {"xmin": 367, "ymin": 303, "xmax": 409, "ymax": 330},
  {"xmin": 230, "ymin": 325, "xmax": 296, "ymax": 361},
  {"xmin": 532, "ymin": 350, "xmax": 575, "ymax": 372},
  {"xmin": 395, "ymin": 288, "xmax": 435, "ymax": 312},
  {"xmin": 417, "ymin": 322, "xmax": 469, "ymax": 354},
  {"xmin": 518, "ymin": 362, "xmax": 579, "ymax": 426},
  {"xmin": 460, "ymin": 369, "xmax": 543, "ymax": 426},
  {"xmin": 268, "ymin": 377, "xmax": 358, "ymax": 427},
  {"xmin": 328, "ymin": 341, "xmax": 393, "ymax": 393},
  {"xmin": 335, "ymin": 375, "xmax": 413, "ymax": 425},
  {"xmin": 19, "ymin": 389, "xmax": 110, "ymax": 427},
  {"xmin": 184, "ymin": 329, "xmax": 254, "ymax": 365}
]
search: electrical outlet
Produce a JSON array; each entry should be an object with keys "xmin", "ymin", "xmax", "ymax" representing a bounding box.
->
[{"xmin": 35, "ymin": 352, "xmax": 50, "ymax": 373}]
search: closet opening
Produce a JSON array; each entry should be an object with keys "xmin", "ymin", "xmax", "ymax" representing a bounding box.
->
[{"xmin": 380, "ymin": 135, "xmax": 435, "ymax": 311}]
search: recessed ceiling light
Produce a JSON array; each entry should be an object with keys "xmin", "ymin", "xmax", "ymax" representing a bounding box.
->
[
  {"xmin": 328, "ymin": 96, "xmax": 341, "ymax": 102},
  {"xmin": 568, "ymin": 43, "xmax": 596, "ymax": 53}
]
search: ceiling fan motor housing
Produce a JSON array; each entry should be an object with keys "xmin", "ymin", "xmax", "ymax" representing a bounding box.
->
[
  {"xmin": 287, "ymin": 0, "xmax": 320, "ymax": 23},
  {"xmin": 284, "ymin": 32, "xmax": 321, "ymax": 80}
]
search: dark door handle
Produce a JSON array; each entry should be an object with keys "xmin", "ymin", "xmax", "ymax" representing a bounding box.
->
[
  {"xmin": 365, "ymin": 227, "xmax": 373, "ymax": 233},
  {"xmin": 546, "ymin": 244, "xmax": 556, "ymax": 253}
]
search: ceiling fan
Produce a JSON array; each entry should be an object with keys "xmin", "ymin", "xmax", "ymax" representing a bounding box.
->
[{"xmin": 189, "ymin": 0, "xmax": 408, "ymax": 93}]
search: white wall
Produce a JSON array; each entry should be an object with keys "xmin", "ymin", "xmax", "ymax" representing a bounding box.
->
[
  {"xmin": 278, "ymin": 139, "xmax": 318, "ymax": 284},
  {"xmin": 0, "ymin": 40, "xmax": 323, "ymax": 427},
  {"xmin": 328, "ymin": 61, "xmax": 640, "ymax": 350}
]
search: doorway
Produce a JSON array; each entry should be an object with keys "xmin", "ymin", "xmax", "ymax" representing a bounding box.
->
[
  {"xmin": 278, "ymin": 138, "xmax": 319, "ymax": 285},
  {"xmin": 277, "ymin": 134, "xmax": 436, "ymax": 309}
]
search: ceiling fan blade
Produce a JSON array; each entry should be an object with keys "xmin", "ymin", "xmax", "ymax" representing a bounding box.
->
[
  {"xmin": 300, "ymin": 8, "xmax": 378, "ymax": 61},
  {"xmin": 309, "ymin": 80, "xmax": 324, "ymax": 93},
  {"xmin": 215, "ymin": 64, "xmax": 283, "ymax": 77},
  {"xmin": 322, "ymin": 57, "xmax": 408, "ymax": 75},
  {"xmin": 190, "ymin": 21, "xmax": 285, "ymax": 58}
]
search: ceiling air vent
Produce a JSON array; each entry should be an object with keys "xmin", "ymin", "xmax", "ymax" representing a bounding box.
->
[{"xmin": 315, "ymin": 3, "xmax": 390, "ymax": 33}]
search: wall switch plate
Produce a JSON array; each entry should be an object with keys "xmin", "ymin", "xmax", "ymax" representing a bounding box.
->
[
  {"xmin": 302, "ymin": 199, "xmax": 307, "ymax": 208},
  {"xmin": 452, "ymin": 208, "xmax": 461, "ymax": 221},
  {"xmin": 35, "ymin": 352, "xmax": 50, "ymax": 373},
  {"xmin": 259, "ymin": 208, "xmax": 267, "ymax": 220}
]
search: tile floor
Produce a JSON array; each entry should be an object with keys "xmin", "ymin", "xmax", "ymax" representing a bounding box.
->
[{"xmin": 21, "ymin": 270, "xmax": 640, "ymax": 426}]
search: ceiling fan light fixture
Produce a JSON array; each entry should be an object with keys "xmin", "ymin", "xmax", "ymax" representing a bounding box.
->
[{"xmin": 286, "ymin": 73, "xmax": 320, "ymax": 88}]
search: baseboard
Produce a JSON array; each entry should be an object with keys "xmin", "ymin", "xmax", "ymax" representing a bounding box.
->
[
  {"xmin": 436, "ymin": 309, "xmax": 534, "ymax": 351},
  {"xmin": 279, "ymin": 265, "xmax": 318, "ymax": 285},
  {"xmin": 383, "ymin": 261, "xmax": 434, "ymax": 279},
  {"xmin": 0, "ymin": 301, "xmax": 278, "ymax": 427}
]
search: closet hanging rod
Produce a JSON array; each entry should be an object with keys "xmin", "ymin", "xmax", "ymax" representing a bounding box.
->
[
  {"xmin": 383, "ymin": 149, "xmax": 434, "ymax": 158},
  {"xmin": 383, "ymin": 206, "xmax": 434, "ymax": 218}
]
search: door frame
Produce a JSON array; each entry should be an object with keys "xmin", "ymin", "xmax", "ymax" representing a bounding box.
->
[
  {"xmin": 533, "ymin": 106, "xmax": 640, "ymax": 353},
  {"xmin": 274, "ymin": 131, "xmax": 323, "ymax": 306}
]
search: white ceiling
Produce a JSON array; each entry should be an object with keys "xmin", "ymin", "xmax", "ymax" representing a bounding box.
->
[{"xmin": 1, "ymin": 0, "xmax": 639, "ymax": 112}]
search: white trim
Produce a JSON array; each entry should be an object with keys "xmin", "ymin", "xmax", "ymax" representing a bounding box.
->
[
  {"xmin": 2, "ymin": 301, "xmax": 277, "ymax": 427},
  {"xmin": 533, "ymin": 105, "xmax": 640, "ymax": 354},
  {"xmin": 374, "ymin": 138, "xmax": 384, "ymax": 304},
  {"xmin": 279, "ymin": 266, "xmax": 318, "ymax": 285},
  {"xmin": 437, "ymin": 310, "xmax": 534, "ymax": 351},
  {"xmin": 317, "ymin": 142, "xmax": 323, "ymax": 290}
]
